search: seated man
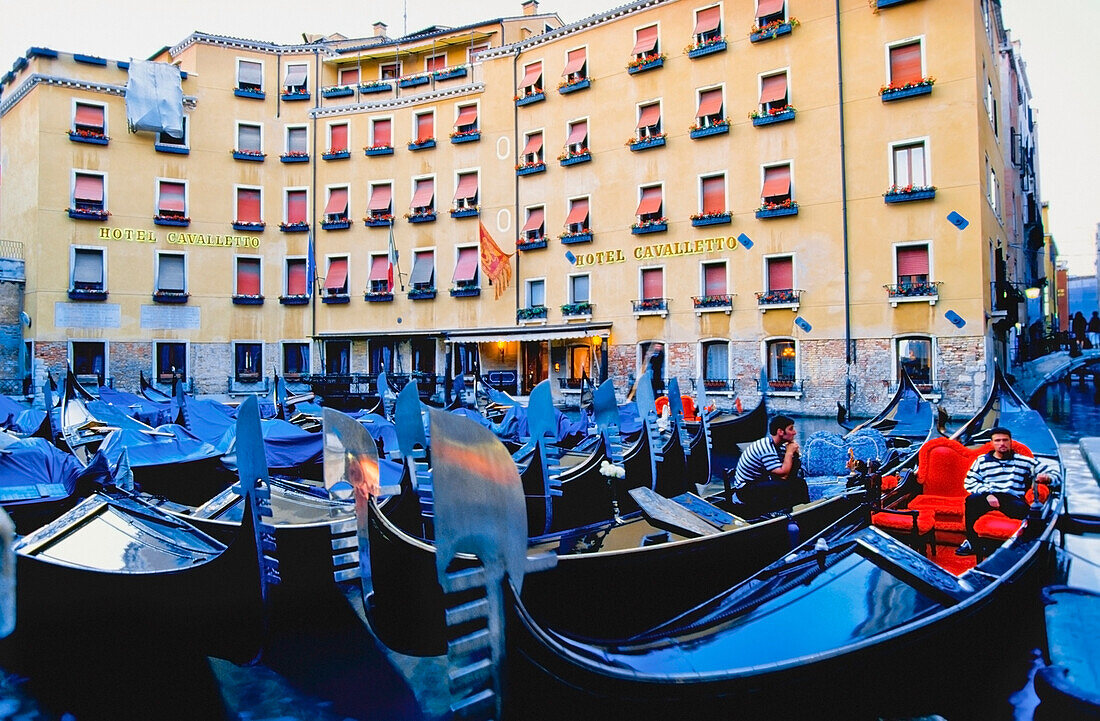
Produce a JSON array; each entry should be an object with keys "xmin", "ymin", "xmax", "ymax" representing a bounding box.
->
[
  {"xmin": 733, "ymin": 414, "xmax": 810, "ymax": 515},
  {"xmin": 956, "ymin": 426, "xmax": 1052, "ymax": 556}
]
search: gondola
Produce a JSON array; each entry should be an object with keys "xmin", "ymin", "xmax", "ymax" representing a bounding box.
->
[
  {"xmin": 139, "ymin": 369, "xmax": 175, "ymax": 403},
  {"xmin": 1034, "ymin": 584, "xmax": 1100, "ymax": 719},
  {"xmin": 836, "ymin": 367, "xmax": 939, "ymax": 445},
  {"xmin": 684, "ymin": 393, "xmax": 767, "ymax": 482},
  {"xmin": 951, "ymin": 365, "xmax": 1061, "ymax": 458}
]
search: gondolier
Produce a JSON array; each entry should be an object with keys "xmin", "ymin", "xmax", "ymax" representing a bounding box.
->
[{"xmin": 733, "ymin": 415, "xmax": 810, "ymax": 514}]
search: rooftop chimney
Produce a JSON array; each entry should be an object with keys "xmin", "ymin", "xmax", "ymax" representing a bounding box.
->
[
  {"xmin": 373, "ymin": 22, "xmax": 388, "ymax": 37},
  {"xmin": 522, "ymin": 0, "xmax": 539, "ymax": 16}
]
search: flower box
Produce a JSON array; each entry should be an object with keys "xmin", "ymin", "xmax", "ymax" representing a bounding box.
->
[
  {"xmin": 364, "ymin": 215, "xmax": 394, "ymax": 227},
  {"xmin": 691, "ymin": 212, "xmax": 731, "ymax": 227},
  {"xmin": 364, "ymin": 292, "xmax": 394, "ymax": 302},
  {"xmin": 884, "ymin": 282, "xmax": 941, "ymax": 307},
  {"xmin": 755, "ymin": 289, "xmax": 802, "ymax": 312},
  {"xmin": 766, "ymin": 380, "xmax": 802, "ymax": 394},
  {"xmin": 408, "ymin": 288, "xmax": 436, "ymax": 300},
  {"xmin": 751, "ymin": 107, "xmax": 796, "ymax": 126},
  {"xmin": 559, "ymin": 151, "xmax": 591, "ymax": 166},
  {"xmin": 433, "ymin": 67, "xmax": 468, "ymax": 81},
  {"xmin": 689, "ymin": 123, "xmax": 729, "ymax": 139},
  {"xmin": 407, "ymin": 139, "xmax": 436, "ymax": 151},
  {"xmin": 398, "ymin": 75, "xmax": 430, "ymax": 88},
  {"xmin": 281, "ymin": 91, "xmax": 310, "ymax": 101},
  {"xmin": 883, "ymin": 187, "xmax": 936, "ymax": 204},
  {"xmin": 517, "ymin": 306, "xmax": 548, "ymax": 322},
  {"xmin": 560, "ymin": 231, "xmax": 592, "ymax": 245},
  {"xmin": 631, "ymin": 220, "xmax": 668, "ymax": 235},
  {"xmin": 358, "ymin": 82, "xmax": 392, "ymax": 94},
  {"xmin": 322, "ymin": 150, "xmax": 351, "ymax": 160},
  {"xmin": 67, "ymin": 208, "xmax": 110, "ymax": 221},
  {"xmin": 279, "ymin": 294, "xmax": 310, "ymax": 305},
  {"xmin": 280, "ymin": 152, "xmax": 309, "ymax": 163},
  {"xmin": 364, "ymin": 145, "xmax": 394, "ymax": 156},
  {"xmin": 876, "ymin": 0, "xmax": 918, "ymax": 8},
  {"xmin": 322, "ymin": 294, "xmax": 350, "ymax": 304},
  {"xmin": 558, "ymin": 78, "xmax": 590, "ymax": 94},
  {"xmin": 693, "ymin": 294, "xmax": 734, "ymax": 315},
  {"xmin": 515, "ymin": 92, "xmax": 545, "ymax": 107},
  {"xmin": 750, "ymin": 20, "xmax": 796, "ymax": 43},
  {"xmin": 232, "ymin": 294, "xmax": 265, "ymax": 305},
  {"xmin": 154, "ymin": 216, "xmax": 190, "ymax": 227},
  {"xmin": 632, "ymin": 298, "xmax": 668, "ymax": 315},
  {"xmin": 153, "ymin": 291, "xmax": 189, "ymax": 304},
  {"xmin": 321, "ymin": 219, "xmax": 350, "ymax": 230},
  {"xmin": 279, "ymin": 222, "xmax": 309, "ymax": 233},
  {"xmin": 68, "ymin": 288, "xmax": 108, "ymax": 301},
  {"xmin": 232, "ymin": 221, "xmax": 265, "ymax": 232},
  {"xmin": 627, "ymin": 55, "xmax": 664, "ymax": 75},
  {"xmin": 406, "ymin": 213, "xmax": 436, "ymax": 224},
  {"xmin": 234, "ymin": 88, "xmax": 265, "ymax": 99},
  {"xmin": 73, "ymin": 54, "xmax": 106, "ymax": 66},
  {"xmin": 755, "ymin": 204, "xmax": 799, "ymax": 219},
  {"xmin": 69, "ymin": 131, "xmax": 109, "ymax": 145},
  {"xmin": 321, "ymin": 86, "xmax": 355, "ymax": 98},
  {"xmin": 450, "ymin": 287, "xmax": 481, "ymax": 298},
  {"xmin": 154, "ymin": 143, "xmax": 189, "ymax": 154},
  {"xmin": 450, "ymin": 131, "xmax": 480, "ymax": 144},
  {"xmin": 233, "ymin": 150, "xmax": 266, "ymax": 161},
  {"xmin": 450, "ymin": 208, "xmax": 480, "ymax": 219},
  {"xmin": 880, "ymin": 83, "xmax": 933, "ymax": 102},
  {"xmin": 517, "ymin": 237, "xmax": 547, "ymax": 251},
  {"xmin": 561, "ymin": 302, "xmax": 593, "ymax": 318},
  {"xmin": 687, "ymin": 39, "xmax": 727, "ymax": 59},
  {"xmin": 628, "ymin": 136, "xmax": 666, "ymax": 152},
  {"xmin": 516, "ymin": 162, "xmax": 546, "ymax": 176}
]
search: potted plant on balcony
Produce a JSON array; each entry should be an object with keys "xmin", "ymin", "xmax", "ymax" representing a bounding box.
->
[
  {"xmin": 626, "ymin": 52, "xmax": 666, "ymax": 74},
  {"xmin": 626, "ymin": 132, "xmax": 666, "ymax": 151},
  {"xmin": 364, "ymin": 143, "xmax": 394, "ymax": 156},
  {"xmin": 232, "ymin": 293, "xmax": 265, "ymax": 305},
  {"xmin": 363, "ymin": 213, "xmax": 394, "ymax": 227},
  {"xmin": 631, "ymin": 217, "xmax": 668, "ymax": 235},
  {"xmin": 153, "ymin": 214, "xmax": 190, "ymax": 227},
  {"xmin": 685, "ymin": 36, "xmax": 727, "ymax": 58},
  {"xmin": 690, "ymin": 210, "xmax": 731, "ymax": 227},
  {"xmin": 322, "ymin": 147, "xmax": 351, "ymax": 160},
  {"xmin": 68, "ymin": 128, "xmax": 109, "ymax": 144},
  {"xmin": 514, "ymin": 88, "xmax": 545, "ymax": 106},
  {"xmin": 321, "ymin": 84, "xmax": 354, "ymax": 98},
  {"xmin": 232, "ymin": 220, "xmax": 265, "ymax": 232},
  {"xmin": 450, "ymin": 129, "xmax": 480, "ymax": 143},
  {"xmin": 233, "ymin": 148, "xmax": 266, "ymax": 161},
  {"xmin": 755, "ymin": 198, "xmax": 799, "ymax": 218},
  {"xmin": 557, "ymin": 147, "xmax": 591, "ymax": 166},
  {"xmin": 882, "ymin": 184, "xmax": 937, "ymax": 203},
  {"xmin": 404, "ymin": 210, "xmax": 436, "ymax": 224},
  {"xmin": 688, "ymin": 117, "xmax": 731, "ymax": 139},
  {"xmin": 450, "ymin": 205, "xmax": 480, "ymax": 219},
  {"xmin": 515, "ymin": 160, "xmax": 546, "ymax": 176},
  {"xmin": 749, "ymin": 17, "xmax": 799, "ymax": 42},
  {"xmin": 749, "ymin": 104, "xmax": 797, "ymax": 126},
  {"xmin": 358, "ymin": 81, "xmax": 391, "ymax": 94},
  {"xmin": 407, "ymin": 137, "xmax": 436, "ymax": 151},
  {"xmin": 879, "ymin": 76, "xmax": 936, "ymax": 101},
  {"xmin": 152, "ymin": 290, "xmax": 189, "ymax": 304},
  {"xmin": 279, "ymin": 221, "xmax": 309, "ymax": 232},
  {"xmin": 516, "ymin": 306, "xmax": 548, "ymax": 321},
  {"xmin": 561, "ymin": 301, "xmax": 593, "ymax": 317},
  {"xmin": 635, "ymin": 297, "xmax": 666, "ymax": 312},
  {"xmin": 557, "ymin": 76, "xmax": 591, "ymax": 93},
  {"xmin": 67, "ymin": 207, "xmax": 111, "ymax": 221}
]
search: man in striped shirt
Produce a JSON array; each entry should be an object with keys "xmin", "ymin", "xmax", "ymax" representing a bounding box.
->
[
  {"xmin": 733, "ymin": 415, "xmax": 809, "ymax": 515},
  {"xmin": 956, "ymin": 426, "xmax": 1052, "ymax": 556}
]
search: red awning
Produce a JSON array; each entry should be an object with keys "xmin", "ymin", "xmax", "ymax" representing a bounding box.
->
[
  {"xmin": 236, "ymin": 260, "xmax": 261, "ymax": 295},
  {"xmin": 159, "ymin": 182, "xmax": 185, "ymax": 213},
  {"xmin": 566, "ymin": 121, "xmax": 587, "ymax": 145},
  {"xmin": 637, "ymin": 104, "xmax": 661, "ymax": 129},
  {"xmin": 373, "ymin": 119, "xmax": 392, "ymax": 146},
  {"xmin": 74, "ymin": 104, "xmax": 104, "ymax": 128},
  {"xmin": 636, "ymin": 187, "xmax": 662, "ymax": 215},
  {"xmin": 287, "ymin": 260, "xmax": 307, "ymax": 295},
  {"xmin": 416, "ymin": 114, "xmax": 434, "ymax": 143},
  {"xmin": 631, "ymin": 25, "xmax": 658, "ymax": 55},
  {"xmin": 411, "ymin": 180, "xmax": 434, "ymax": 208},
  {"xmin": 522, "ymin": 133, "xmax": 543, "ymax": 155},
  {"xmin": 696, "ymin": 89, "xmax": 723, "ymax": 118},
  {"xmin": 565, "ymin": 198, "xmax": 589, "ymax": 225},
  {"xmin": 453, "ymin": 247, "xmax": 478, "ymax": 282},
  {"xmin": 330, "ymin": 124, "xmax": 348, "ymax": 152},
  {"xmin": 761, "ymin": 166, "xmax": 791, "ymax": 198},
  {"xmin": 325, "ymin": 258, "xmax": 348, "ymax": 290},
  {"xmin": 518, "ymin": 62, "xmax": 542, "ymax": 88},
  {"xmin": 368, "ymin": 185, "xmax": 392, "ymax": 211},
  {"xmin": 454, "ymin": 105, "xmax": 478, "ymax": 128},
  {"xmin": 454, "ymin": 174, "xmax": 478, "ymax": 201},
  {"xmin": 74, "ymin": 175, "xmax": 103, "ymax": 202},
  {"xmin": 369, "ymin": 255, "xmax": 390, "ymax": 281},
  {"xmin": 760, "ymin": 74, "xmax": 788, "ymax": 104},
  {"xmin": 897, "ymin": 247, "xmax": 929, "ymax": 276},
  {"xmin": 237, "ymin": 189, "xmax": 261, "ymax": 223},
  {"xmin": 702, "ymin": 176, "xmax": 725, "ymax": 213},
  {"xmin": 521, "ymin": 207, "xmax": 545, "ymax": 233},
  {"xmin": 756, "ymin": 0, "xmax": 785, "ymax": 17},
  {"xmin": 324, "ymin": 188, "xmax": 348, "ymax": 215},
  {"xmin": 693, "ymin": 6, "xmax": 721, "ymax": 34},
  {"xmin": 768, "ymin": 257, "xmax": 793, "ymax": 290},
  {"xmin": 562, "ymin": 49, "xmax": 586, "ymax": 76},
  {"xmin": 287, "ymin": 191, "xmax": 307, "ymax": 224},
  {"xmin": 890, "ymin": 42, "xmax": 922, "ymax": 85},
  {"xmin": 704, "ymin": 264, "xmax": 726, "ymax": 295}
]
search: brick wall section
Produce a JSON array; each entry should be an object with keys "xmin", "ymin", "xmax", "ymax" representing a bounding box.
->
[
  {"xmin": 0, "ymin": 280, "xmax": 23, "ymax": 382},
  {"xmin": 108, "ymin": 342, "xmax": 153, "ymax": 391},
  {"xmin": 936, "ymin": 336, "xmax": 988, "ymax": 418}
]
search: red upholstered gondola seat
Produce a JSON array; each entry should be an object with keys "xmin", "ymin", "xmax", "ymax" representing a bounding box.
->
[
  {"xmin": 906, "ymin": 437, "xmax": 979, "ymax": 534},
  {"xmin": 973, "ymin": 481, "xmax": 1049, "ymax": 542},
  {"xmin": 654, "ymin": 395, "xmax": 700, "ymax": 422},
  {"xmin": 872, "ymin": 507, "xmax": 936, "ymax": 556}
]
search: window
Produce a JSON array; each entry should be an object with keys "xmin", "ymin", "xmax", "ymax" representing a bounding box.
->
[
  {"xmin": 71, "ymin": 341, "xmax": 106, "ymax": 387},
  {"xmin": 410, "ymin": 250, "xmax": 435, "ymax": 290},
  {"xmin": 283, "ymin": 63, "xmax": 308, "ymax": 94},
  {"xmin": 636, "ymin": 185, "xmax": 664, "ymax": 225},
  {"xmin": 237, "ymin": 122, "xmax": 262, "ymax": 153},
  {"xmin": 371, "ymin": 117, "xmax": 392, "ymax": 148},
  {"xmin": 380, "ymin": 63, "xmax": 400, "ymax": 80},
  {"xmin": 636, "ymin": 102, "xmax": 662, "ymax": 139},
  {"xmin": 235, "ymin": 256, "xmax": 262, "ymax": 297},
  {"xmin": 766, "ymin": 339, "xmax": 797, "ymax": 386},
  {"xmin": 155, "ymin": 252, "xmax": 186, "ymax": 294},
  {"xmin": 695, "ymin": 87, "xmax": 724, "ymax": 127},
  {"xmin": 338, "ymin": 67, "xmax": 360, "ymax": 86},
  {"xmin": 759, "ymin": 72, "xmax": 789, "ymax": 113},
  {"xmin": 896, "ymin": 337, "xmax": 933, "ymax": 387},
  {"xmin": 368, "ymin": 253, "xmax": 392, "ymax": 294},
  {"xmin": 414, "ymin": 112, "xmax": 434, "ymax": 144},
  {"xmin": 156, "ymin": 180, "xmax": 187, "ymax": 219},
  {"xmin": 283, "ymin": 342, "xmax": 310, "ymax": 379},
  {"xmin": 324, "ymin": 186, "xmax": 349, "ymax": 222},
  {"xmin": 518, "ymin": 61, "xmax": 543, "ymax": 96},
  {"xmin": 638, "ymin": 341, "xmax": 665, "ymax": 392},
  {"xmin": 756, "ymin": 0, "xmax": 786, "ymax": 26},
  {"xmin": 235, "ymin": 186, "xmax": 262, "ymax": 225},
  {"xmin": 234, "ymin": 342, "xmax": 263, "ymax": 383},
  {"xmin": 525, "ymin": 278, "xmax": 546, "ymax": 309},
  {"xmin": 702, "ymin": 261, "xmax": 727, "ymax": 296},
  {"xmin": 72, "ymin": 172, "xmax": 106, "ymax": 213},
  {"xmin": 570, "ymin": 274, "xmax": 590, "ymax": 303},
  {"xmin": 693, "ymin": 6, "xmax": 722, "ymax": 45},
  {"xmin": 988, "ymin": 164, "xmax": 998, "ymax": 214},
  {"xmin": 237, "ymin": 60, "xmax": 263, "ymax": 91},
  {"xmin": 286, "ymin": 126, "xmax": 308, "ymax": 155},
  {"xmin": 73, "ymin": 101, "xmax": 106, "ymax": 135},
  {"xmin": 766, "ymin": 255, "xmax": 794, "ymax": 292},
  {"xmin": 453, "ymin": 172, "xmax": 479, "ymax": 210},
  {"xmin": 324, "ymin": 341, "xmax": 350, "ymax": 375},
  {"xmin": 411, "ymin": 338, "xmax": 436, "ymax": 375},
  {"xmin": 328, "ymin": 122, "xmax": 349, "ymax": 153},
  {"xmin": 761, "ymin": 164, "xmax": 792, "ymax": 205},
  {"xmin": 568, "ymin": 345, "xmax": 591, "ymax": 383},
  {"xmin": 891, "ymin": 141, "xmax": 928, "ymax": 189},
  {"xmin": 454, "ymin": 104, "xmax": 478, "ymax": 135},
  {"xmin": 285, "ymin": 189, "xmax": 308, "ymax": 226},
  {"xmin": 324, "ymin": 256, "xmax": 349, "ymax": 297},
  {"xmin": 467, "ymin": 44, "xmax": 489, "ymax": 63},
  {"xmin": 896, "ymin": 244, "xmax": 930, "ymax": 287},
  {"xmin": 565, "ymin": 119, "xmax": 588, "ymax": 155},
  {"xmin": 522, "ymin": 206, "xmax": 545, "ymax": 241},
  {"xmin": 370, "ymin": 342, "xmax": 397, "ymax": 375},
  {"xmin": 157, "ymin": 116, "xmax": 188, "ymax": 148},
  {"xmin": 285, "ymin": 257, "xmax": 308, "ymax": 297},
  {"xmin": 155, "ymin": 342, "xmax": 187, "ymax": 383},
  {"xmin": 565, "ymin": 197, "xmax": 590, "ymax": 233},
  {"xmin": 71, "ymin": 247, "xmax": 105, "ymax": 291},
  {"xmin": 426, "ymin": 54, "xmax": 447, "ymax": 72},
  {"xmin": 410, "ymin": 177, "xmax": 435, "ymax": 214},
  {"xmin": 562, "ymin": 47, "xmax": 587, "ymax": 83},
  {"xmin": 367, "ymin": 183, "xmax": 393, "ymax": 220},
  {"xmin": 641, "ymin": 267, "xmax": 664, "ymax": 300},
  {"xmin": 453, "ymin": 246, "xmax": 479, "ymax": 288},
  {"xmin": 700, "ymin": 174, "xmax": 727, "ymax": 215},
  {"xmin": 521, "ymin": 131, "xmax": 544, "ymax": 164},
  {"xmin": 888, "ymin": 41, "xmax": 922, "ymax": 87},
  {"xmin": 702, "ymin": 340, "xmax": 729, "ymax": 385},
  {"xmin": 631, "ymin": 24, "xmax": 660, "ymax": 60}
]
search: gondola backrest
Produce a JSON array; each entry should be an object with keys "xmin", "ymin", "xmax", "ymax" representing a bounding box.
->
[{"xmin": 916, "ymin": 437, "xmax": 977, "ymax": 497}]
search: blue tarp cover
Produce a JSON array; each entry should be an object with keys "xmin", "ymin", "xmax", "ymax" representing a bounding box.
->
[
  {"xmin": 218, "ymin": 418, "xmax": 322, "ymax": 471},
  {"xmin": 97, "ymin": 386, "xmax": 175, "ymax": 426},
  {"xmin": 0, "ymin": 436, "xmax": 92, "ymax": 504},
  {"xmin": 93, "ymin": 424, "xmax": 223, "ymax": 469}
]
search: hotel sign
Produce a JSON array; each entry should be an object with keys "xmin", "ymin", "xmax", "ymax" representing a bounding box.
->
[
  {"xmin": 572, "ymin": 236, "xmax": 741, "ymax": 267},
  {"xmin": 96, "ymin": 227, "xmax": 261, "ymax": 248}
]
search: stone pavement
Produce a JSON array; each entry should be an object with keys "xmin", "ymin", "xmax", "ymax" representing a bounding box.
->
[{"xmin": 1080, "ymin": 437, "xmax": 1100, "ymax": 485}]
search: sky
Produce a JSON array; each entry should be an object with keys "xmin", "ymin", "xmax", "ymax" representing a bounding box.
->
[{"xmin": 1, "ymin": 0, "xmax": 1096, "ymax": 276}]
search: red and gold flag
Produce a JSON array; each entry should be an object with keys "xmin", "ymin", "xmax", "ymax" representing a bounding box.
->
[{"xmin": 478, "ymin": 221, "xmax": 514, "ymax": 300}]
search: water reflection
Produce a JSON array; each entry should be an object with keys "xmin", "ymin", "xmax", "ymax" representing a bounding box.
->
[{"xmin": 1032, "ymin": 378, "xmax": 1100, "ymax": 444}]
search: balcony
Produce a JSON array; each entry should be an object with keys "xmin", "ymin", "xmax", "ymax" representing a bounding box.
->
[
  {"xmin": 152, "ymin": 291, "xmax": 189, "ymax": 304},
  {"xmin": 232, "ymin": 221, "xmax": 265, "ymax": 232},
  {"xmin": 557, "ymin": 78, "xmax": 590, "ymax": 94},
  {"xmin": 880, "ymin": 80, "xmax": 934, "ymax": 102},
  {"xmin": 750, "ymin": 19, "xmax": 798, "ymax": 43},
  {"xmin": 631, "ymin": 219, "xmax": 668, "ymax": 235},
  {"xmin": 751, "ymin": 107, "xmax": 796, "ymax": 126},
  {"xmin": 765, "ymin": 378, "xmax": 803, "ymax": 396},
  {"xmin": 559, "ymin": 150, "xmax": 591, "ymax": 166},
  {"xmin": 689, "ymin": 121, "xmax": 730, "ymax": 139},
  {"xmin": 755, "ymin": 289, "xmax": 803, "ymax": 312},
  {"xmin": 233, "ymin": 87, "xmax": 265, "ymax": 99},
  {"xmin": 232, "ymin": 294, "xmax": 264, "ymax": 306},
  {"xmin": 694, "ymin": 378, "xmax": 736, "ymax": 394},
  {"xmin": 322, "ymin": 150, "xmax": 351, "ymax": 161},
  {"xmin": 516, "ymin": 161, "xmax": 546, "ymax": 176},
  {"xmin": 755, "ymin": 202, "xmax": 799, "ymax": 219},
  {"xmin": 686, "ymin": 38, "xmax": 727, "ymax": 59},
  {"xmin": 517, "ymin": 306, "xmax": 548, "ymax": 323},
  {"xmin": 363, "ymin": 214, "xmax": 394, "ymax": 228},
  {"xmin": 68, "ymin": 208, "xmax": 110, "ymax": 221},
  {"xmin": 560, "ymin": 231, "xmax": 592, "ymax": 245},
  {"xmin": 279, "ymin": 294, "xmax": 310, "ymax": 305},
  {"xmin": 450, "ymin": 286, "xmax": 481, "ymax": 298},
  {"xmin": 321, "ymin": 217, "xmax": 350, "ymax": 230},
  {"xmin": 279, "ymin": 222, "xmax": 309, "ymax": 233},
  {"xmin": 515, "ymin": 90, "xmax": 545, "ymax": 107},
  {"xmin": 561, "ymin": 301, "xmax": 593, "ymax": 319},
  {"xmin": 627, "ymin": 135, "xmax": 666, "ymax": 152},
  {"xmin": 883, "ymin": 186, "xmax": 936, "ymax": 204},
  {"xmin": 321, "ymin": 85, "xmax": 355, "ymax": 99},
  {"xmin": 692, "ymin": 294, "xmax": 734, "ymax": 315},
  {"xmin": 364, "ymin": 145, "xmax": 394, "ymax": 157},
  {"xmin": 408, "ymin": 287, "xmax": 436, "ymax": 300},
  {"xmin": 632, "ymin": 297, "xmax": 668, "ymax": 317},
  {"xmin": 450, "ymin": 131, "xmax": 480, "ymax": 144},
  {"xmin": 517, "ymin": 236, "xmax": 547, "ymax": 251},
  {"xmin": 884, "ymin": 281, "xmax": 941, "ymax": 307},
  {"xmin": 627, "ymin": 54, "xmax": 665, "ymax": 75},
  {"xmin": 690, "ymin": 212, "xmax": 731, "ymax": 227},
  {"xmin": 358, "ymin": 82, "xmax": 392, "ymax": 95},
  {"xmin": 405, "ymin": 211, "xmax": 436, "ymax": 224}
]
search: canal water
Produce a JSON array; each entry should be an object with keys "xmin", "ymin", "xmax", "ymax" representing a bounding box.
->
[{"xmin": 0, "ymin": 380, "xmax": 1097, "ymax": 720}]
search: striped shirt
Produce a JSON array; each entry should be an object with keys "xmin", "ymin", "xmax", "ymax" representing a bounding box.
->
[
  {"xmin": 964, "ymin": 452, "xmax": 1042, "ymax": 497},
  {"xmin": 734, "ymin": 436, "xmax": 785, "ymax": 489}
]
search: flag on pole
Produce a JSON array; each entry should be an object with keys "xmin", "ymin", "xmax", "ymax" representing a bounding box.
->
[
  {"xmin": 387, "ymin": 225, "xmax": 401, "ymax": 291},
  {"xmin": 478, "ymin": 221, "xmax": 513, "ymax": 300}
]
